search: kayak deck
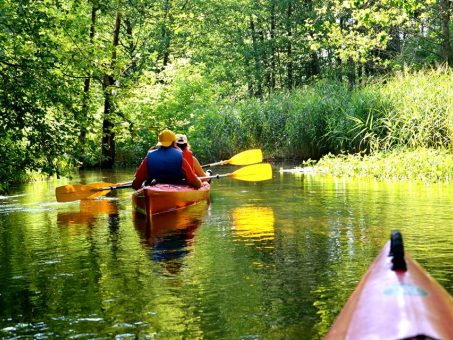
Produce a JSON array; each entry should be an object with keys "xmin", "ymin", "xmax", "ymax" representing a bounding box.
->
[{"xmin": 326, "ymin": 231, "xmax": 453, "ymax": 339}]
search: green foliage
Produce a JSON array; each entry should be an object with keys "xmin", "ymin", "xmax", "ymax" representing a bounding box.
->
[
  {"xmin": 0, "ymin": 0, "xmax": 83, "ymax": 190},
  {"xmin": 191, "ymin": 68, "xmax": 453, "ymax": 166},
  {"xmin": 0, "ymin": 0, "xmax": 452, "ymax": 191},
  {"xmin": 192, "ymin": 79, "xmax": 385, "ymax": 161},
  {"xmin": 378, "ymin": 68, "xmax": 453, "ymax": 149},
  {"xmin": 313, "ymin": 148, "xmax": 453, "ymax": 183},
  {"xmin": 392, "ymin": 0, "xmax": 453, "ymax": 68},
  {"xmin": 115, "ymin": 62, "xmax": 220, "ymax": 165}
]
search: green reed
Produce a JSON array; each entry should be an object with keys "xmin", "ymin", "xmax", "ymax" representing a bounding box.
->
[{"xmin": 192, "ymin": 67, "xmax": 453, "ymax": 183}]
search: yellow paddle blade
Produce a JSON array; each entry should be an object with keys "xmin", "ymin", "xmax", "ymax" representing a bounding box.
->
[
  {"xmin": 230, "ymin": 163, "xmax": 273, "ymax": 181},
  {"xmin": 55, "ymin": 182, "xmax": 114, "ymax": 202},
  {"xmin": 227, "ymin": 149, "xmax": 263, "ymax": 166}
]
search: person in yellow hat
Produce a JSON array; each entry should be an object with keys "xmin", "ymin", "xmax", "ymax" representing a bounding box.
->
[
  {"xmin": 175, "ymin": 133, "xmax": 209, "ymax": 180},
  {"xmin": 132, "ymin": 129, "xmax": 202, "ymax": 189}
]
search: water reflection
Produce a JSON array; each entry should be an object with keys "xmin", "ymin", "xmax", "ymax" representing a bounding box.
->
[
  {"xmin": 133, "ymin": 202, "xmax": 209, "ymax": 273},
  {"xmin": 57, "ymin": 199, "xmax": 119, "ymax": 226},
  {"xmin": 1, "ymin": 168, "xmax": 453, "ymax": 339},
  {"xmin": 231, "ymin": 206, "xmax": 275, "ymax": 246}
]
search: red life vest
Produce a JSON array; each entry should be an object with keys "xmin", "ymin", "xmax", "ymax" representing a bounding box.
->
[{"xmin": 182, "ymin": 149, "xmax": 194, "ymax": 169}]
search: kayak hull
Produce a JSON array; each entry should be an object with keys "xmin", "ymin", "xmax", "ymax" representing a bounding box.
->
[
  {"xmin": 326, "ymin": 240, "xmax": 453, "ymax": 339},
  {"xmin": 132, "ymin": 182, "xmax": 210, "ymax": 216}
]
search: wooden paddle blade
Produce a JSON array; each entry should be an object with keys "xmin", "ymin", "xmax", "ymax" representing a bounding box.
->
[
  {"xmin": 228, "ymin": 149, "xmax": 263, "ymax": 166},
  {"xmin": 55, "ymin": 182, "xmax": 114, "ymax": 202},
  {"xmin": 231, "ymin": 163, "xmax": 273, "ymax": 181},
  {"xmin": 85, "ymin": 182, "xmax": 115, "ymax": 199}
]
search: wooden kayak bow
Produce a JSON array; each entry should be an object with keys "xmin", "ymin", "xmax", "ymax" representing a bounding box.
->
[{"xmin": 326, "ymin": 230, "xmax": 453, "ymax": 339}]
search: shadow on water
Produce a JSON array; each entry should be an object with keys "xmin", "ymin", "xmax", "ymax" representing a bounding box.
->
[{"xmin": 133, "ymin": 202, "xmax": 209, "ymax": 274}]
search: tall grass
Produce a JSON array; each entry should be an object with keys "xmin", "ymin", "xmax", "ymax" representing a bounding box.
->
[
  {"xmin": 191, "ymin": 67, "xmax": 453, "ymax": 166},
  {"xmin": 114, "ymin": 66, "xmax": 452, "ymax": 184},
  {"xmin": 378, "ymin": 68, "xmax": 453, "ymax": 150},
  {"xmin": 193, "ymin": 80, "xmax": 361, "ymax": 161}
]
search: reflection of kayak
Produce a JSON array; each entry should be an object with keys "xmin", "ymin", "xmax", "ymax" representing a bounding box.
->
[
  {"xmin": 134, "ymin": 201, "xmax": 209, "ymax": 245},
  {"xmin": 132, "ymin": 182, "xmax": 210, "ymax": 216},
  {"xmin": 326, "ymin": 231, "xmax": 453, "ymax": 339},
  {"xmin": 133, "ymin": 201, "xmax": 208, "ymax": 274}
]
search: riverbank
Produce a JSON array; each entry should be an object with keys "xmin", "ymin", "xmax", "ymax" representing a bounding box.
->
[
  {"xmin": 2, "ymin": 68, "xmax": 451, "ymax": 194},
  {"xmin": 286, "ymin": 148, "xmax": 453, "ymax": 184}
]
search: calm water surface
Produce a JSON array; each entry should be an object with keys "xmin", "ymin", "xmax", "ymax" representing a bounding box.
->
[{"xmin": 0, "ymin": 165, "xmax": 452, "ymax": 339}]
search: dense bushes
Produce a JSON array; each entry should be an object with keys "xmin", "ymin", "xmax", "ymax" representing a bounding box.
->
[
  {"xmin": 187, "ymin": 68, "xmax": 453, "ymax": 167},
  {"xmin": 111, "ymin": 67, "xmax": 453, "ymax": 174}
]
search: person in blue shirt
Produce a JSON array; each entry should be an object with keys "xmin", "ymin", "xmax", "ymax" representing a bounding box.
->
[{"xmin": 132, "ymin": 129, "xmax": 201, "ymax": 190}]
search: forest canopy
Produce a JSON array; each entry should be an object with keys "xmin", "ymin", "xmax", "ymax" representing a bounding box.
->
[{"xmin": 0, "ymin": 0, "xmax": 452, "ymax": 191}]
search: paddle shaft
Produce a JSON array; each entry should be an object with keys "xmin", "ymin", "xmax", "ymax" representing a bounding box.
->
[
  {"xmin": 199, "ymin": 173, "xmax": 231, "ymax": 180},
  {"xmin": 202, "ymin": 160, "xmax": 229, "ymax": 168},
  {"xmin": 98, "ymin": 182, "xmax": 133, "ymax": 191},
  {"xmin": 55, "ymin": 181, "xmax": 133, "ymax": 202}
]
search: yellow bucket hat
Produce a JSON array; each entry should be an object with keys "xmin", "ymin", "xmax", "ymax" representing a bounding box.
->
[{"xmin": 157, "ymin": 129, "xmax": 176, "ymax": 147}]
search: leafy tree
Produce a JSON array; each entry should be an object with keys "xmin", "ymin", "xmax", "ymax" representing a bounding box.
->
[{"xmin": 0, "ymin": 0, "xmax": 83, "ymax": 188}]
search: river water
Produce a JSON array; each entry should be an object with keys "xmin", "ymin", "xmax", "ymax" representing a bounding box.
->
[{"xmin": 0, "ymin": 166, "xmax": 452, "ymax": 339}]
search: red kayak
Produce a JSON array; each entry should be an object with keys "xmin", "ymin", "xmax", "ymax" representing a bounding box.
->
[
  {"xmin": 326, "ymin": 231, "xmax": 453, "ymax": 339},
  {"xmin": 132, "ymin": 182, "xmax": 210, "ymax": 216}
]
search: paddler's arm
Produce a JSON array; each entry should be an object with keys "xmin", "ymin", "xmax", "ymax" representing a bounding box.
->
[
  {"xmin": 182, "ymin": 158, "xmax": 202, "ymax": 188},
  {"xmin": 192, "ymin": 156, "xmax": 208, "ymax": 180},
  {"xmin": 132, "ymin": 157, "xmax": 148, "ymax": 190}
]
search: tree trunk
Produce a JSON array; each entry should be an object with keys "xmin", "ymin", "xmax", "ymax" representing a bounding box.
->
[
  {"xmin": 347, "ymin": 57, "xmax": 356, "ymax": 87},
  {"xmin": 440, "ymin": 0, "xmax": 451, "ymax": 66},
  {"xmin": 307, "ymin": 52, "xmax": 320, "ymax": 80},
  {"xmin": 124, "ymin": 18, "xmax": 137, "ymax": 73},
  {"xmin": 269, "ymin": 0, "xmax": 276, "ymax": 91},
  {"xmin": 249, "ymin": 17, "xmax": 263, "ymax": 97},
  {"xmin": 102, "ymin": 75, "xmax": 116, "ymax": 168},
  {"xmin": 160, "ymin": 0, "xmax": 172, "ymax": 71},
  {"xmin": 101, "ymin": 2, "xmax": 122, "ymax": 168},
  {"xmin": 79, "ymin": 5, "xmax": 98, "ymax": 153},
  {"xmin": 286, "ymin": 0, "xmax": 293, "ymax": 89},
  {"xmin": 259, "ymin": 29, "xmax": 270, "ymax": 95}
]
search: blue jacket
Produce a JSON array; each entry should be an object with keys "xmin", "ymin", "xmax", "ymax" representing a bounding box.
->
[{"xmin": 146, "ymin": 147, "xmax": 184, "ymax": 184}]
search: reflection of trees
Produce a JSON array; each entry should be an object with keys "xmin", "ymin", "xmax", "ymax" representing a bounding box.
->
[
  {"xmin": 1, "ymin": 180, "xmax": 157, "ymax": 336},
  {"xmin": 2, "ymin": 171, "xmax": 453, "ymax": 337}
]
